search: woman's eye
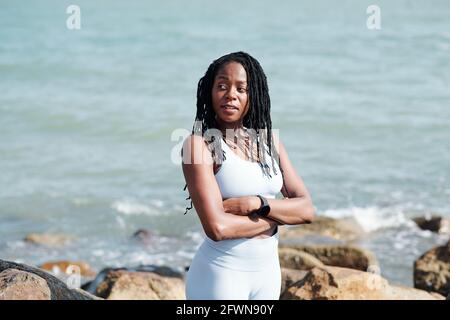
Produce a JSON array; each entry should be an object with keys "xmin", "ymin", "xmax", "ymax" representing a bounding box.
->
[
  {"xmin": 218, "ymin": 84, "xmax": 227, "ymax": 90},
  {"xmin": 238, "ymin": 87, "xmax": 247, "ymax": 93}
]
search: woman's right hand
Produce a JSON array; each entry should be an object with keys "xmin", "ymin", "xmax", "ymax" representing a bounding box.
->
[{"xmin": 222, "ymin": 196, "xmax": 260, "ymax": 216}]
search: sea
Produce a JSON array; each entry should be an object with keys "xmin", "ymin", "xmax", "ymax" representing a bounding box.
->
[{"xmin": 1, "ymin": 0, "xmax": 449, "ymax": 287}]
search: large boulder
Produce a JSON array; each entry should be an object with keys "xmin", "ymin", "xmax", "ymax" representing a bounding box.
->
[
  {"xmin": 281, "ymin": 266, "xmax": 444, "ymax": 300},
  {"xmin": 93, "ymin": 269, "xmax": 185, "ymax": 300},
  {"xmin": 279, "ymin": 216, "xmax": 365, "ymax": 241},
  {"xmin": 278, "ymin": 248, "xmax": 325, "ymax": 270},
  {"xmin": 414, "ymin": 240, "xmax": 450, "ymax": 296},
  {"xmin": 280, "ymin": 268, "xmax": 308, "ymax": 297},
  {"xmin": 412, "ymin": 216, "xmax": 450, "ymax": 234},
  {"xmin": 0, "ymin": 269, "xmax": 51, "ymax": 300},
  {"xmin": 279, "ymin": 244, "xmax": 379, "ymax": 272},
  {"xmin": 0, "ymin": 260, "xmax": 96, "ymax": 300}
]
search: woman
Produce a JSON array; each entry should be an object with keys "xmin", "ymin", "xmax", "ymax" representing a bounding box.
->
[{"xmin": 182, "ymin": 51, "xmax": 315, "ymax": 300}]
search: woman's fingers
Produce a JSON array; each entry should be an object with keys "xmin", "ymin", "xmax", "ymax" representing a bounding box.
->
[{"xmin": 222, "ymin": 197, "xmax": 254, "ymax": 215}]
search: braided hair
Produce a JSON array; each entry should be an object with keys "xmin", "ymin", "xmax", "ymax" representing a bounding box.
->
[{"xmin": 183, "ymin": 51, "xmax": 287, "ymax": 215}]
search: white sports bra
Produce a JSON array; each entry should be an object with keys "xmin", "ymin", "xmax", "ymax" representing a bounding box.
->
[{"xmin": 215, "ymin": 138, "xmax": 283, "ymax": 199}]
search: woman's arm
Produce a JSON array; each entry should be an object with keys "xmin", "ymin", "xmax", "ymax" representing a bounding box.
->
[
  {"xmin": 223, "ymin": 135, "xmax": 315, "ymax": 225},
  {"xmin": 182, "ymin": 134, "xmax": 281, "ymax": 241},
  {"xmin": 266, "ymin": 137, "xmax": 315, "ymax": 225}
]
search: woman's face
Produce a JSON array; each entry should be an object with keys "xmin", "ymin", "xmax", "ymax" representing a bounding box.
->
[{"xmin": 211, "ymin": 62, "xmax": 249, "ymax": 128}]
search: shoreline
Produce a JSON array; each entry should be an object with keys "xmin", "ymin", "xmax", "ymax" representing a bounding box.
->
[{"xmin": 1, "ymin": 214, "xmax": 448, "ymax": 299}]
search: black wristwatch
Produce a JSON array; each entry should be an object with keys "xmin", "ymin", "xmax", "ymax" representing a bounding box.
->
[{"xmin": 256, "ymin": 195, "xmax": 271, "ymax": 217}]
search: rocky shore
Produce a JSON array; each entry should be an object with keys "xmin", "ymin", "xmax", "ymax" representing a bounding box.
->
[{"xmin": 1, "ymin": 215, "xmax": 448, "ymax": 300}]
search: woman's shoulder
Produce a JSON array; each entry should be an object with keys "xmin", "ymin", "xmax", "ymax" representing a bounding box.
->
[
  {"xmin": 182, "ymin": 133, "xmax": 212, "ymax": 151},
  {"xmin": 271, "ymin": 131, "xmax": 282, "ymax": 154},
  {"xmin": 181, "ymin": 134, "xmax": 214, "ymax": 165}
]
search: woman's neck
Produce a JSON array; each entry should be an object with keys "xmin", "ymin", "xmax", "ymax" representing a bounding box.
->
[
  {"xmin": 216, "ymin": 118, "xmax": 244, "ymax": 131},
  {"xmin": 216, "ymin": 119, "xmax": 245, "ymax": 137}
]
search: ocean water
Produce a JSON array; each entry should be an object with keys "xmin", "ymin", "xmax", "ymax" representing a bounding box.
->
[{"xmin": 1, "ymin": 0, "xmax": 449, "ymax": 287}]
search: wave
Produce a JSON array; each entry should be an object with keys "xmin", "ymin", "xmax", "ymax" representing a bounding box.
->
[
  {"xmin": 320, "ymin": 205, "xmax": 416, "ymax": 233},
  {"xmin": 111, "ymin": 199, "xmax": 165, "ymax": 216}
]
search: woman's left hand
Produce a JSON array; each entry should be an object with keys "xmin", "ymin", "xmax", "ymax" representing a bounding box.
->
[{"xmin": 222, "ymin": 196, "xmax": 261, "ymax": 216}]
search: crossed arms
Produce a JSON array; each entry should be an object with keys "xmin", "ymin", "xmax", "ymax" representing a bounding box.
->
[{"xmin": 182, "ymin": 134, "xmax": 315, "ymax": 241}]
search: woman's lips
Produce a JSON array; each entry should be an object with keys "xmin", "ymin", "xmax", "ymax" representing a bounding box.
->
[{"xmin": 221, "ymin": 105, "xmax": 239, "ymax": 114}]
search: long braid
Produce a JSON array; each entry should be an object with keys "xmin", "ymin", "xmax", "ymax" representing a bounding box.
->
[{"xmin": 183, "ymin": 51, "xmax": 287, "ymax": 215}]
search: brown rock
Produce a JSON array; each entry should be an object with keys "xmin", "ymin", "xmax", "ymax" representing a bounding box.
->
[
  {"xmin": 278, "ymin": 248, "xmax": 325, "ymax": 270},
  {"xmin": 389, "ymin": 285, "xmax": 446, "ymax": 300},
  {"xmin": 1, "ymin": 259, "xmax": 96, "ymax": 300},
  {"xmin": 281, "ymin": 266, "xmax": 444, "ymax": 300},
  {"xmin": 414, "ymin": 240, "xmax": 450, "ymax": 296},
  {"xmin": 412, "ymin": 216, "xmax": 450, "ymax": 234},
  {"xmin": 39, "ymin": 261, "xmax": 96, "ymax": 277},
  {"xmin": 94, "ymin": 270, "xmax": 185, "ymax": 300},
  {"xmin": 279, "ymin": 244, "xmax": 379, "ymax": 272},
  {"xmin": 0, "ymin": 268, "xmax": 51, "ymax": 300},
  {"xmin": 24, "ymin": 233, "xmax": 74, "ymax": 247},
  {"xmin": 279, "ymin": 216, "xmax": 365, "ymax": 241},
  {"xmin": 280, "ymin": 268, "xmax": 308, "ymax": 296}
]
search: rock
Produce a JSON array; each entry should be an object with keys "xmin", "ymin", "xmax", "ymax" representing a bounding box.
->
[
  {"xmin": 278, "ymin": 248, "xmax": 325, "ymax": 270},
  {"xmin": 39, "ymin": 261, "xmax": 96, "ymax": 277},
  {"xmin": 82, "ymin": 265, "xmax": 184, "ymax": 296},
  {"xmin": 281, "ymin": 266, "xmax": 444, "ymax": 300},
  {"xmin": 72, "ymin": 287, "xmax": 103, "ymax": 300},
  {"xmin": 414, "ymin": 240, "xmax": 450, "ymax": 296},
  {"xmin": 94, "ymin": 269, "xmax": 185, "ymax": 300},
  {"xmin": 280, "ymin": 268, "xmax": 308, "ymax": 297},
  {"xmin": 132, "ymin": 229, "xmax": 154, "ymax": 245},
  {"xmin": 279, "ymin": 244, "xmax": 379, "ymax": 272},
  {"xmin": 412, "ymin": 215, "xmax": 450, "ymax": 234},
  {"xmin": 0, "ymin": 268, "xmax": 51, "ymax": 300},
  {"xmin": 24, "ymin": 233, "xmax": 74, "ymax": 247},
  {"xmin": 279, "ymin": 216, "xmax": 365, "ymax": 241},
  {"xmin": 388, "ymin": 285, "xmax": 446, "ymax": 300},
  {"xmin": 0, "ymin": 259, "xmax": 96, "ymax": 300}
]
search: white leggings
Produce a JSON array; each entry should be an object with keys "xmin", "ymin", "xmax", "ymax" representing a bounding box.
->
[{"xmin": 185, "ymin": 229, "xmax": 281, "ymax": 300}]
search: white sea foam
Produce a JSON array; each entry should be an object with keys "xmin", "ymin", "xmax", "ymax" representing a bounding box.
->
[
  {"xmin": 111, "ymin": 199, "xmax": 164, "ymax": 216},
  {"xmin": 321, "ymin": 205, "xmax": 414, "ymax": 233},
  {"xmin": 185, "ymin": 230, "xmax": 204, "ymax": 243},
  {"xmin": 115, "ymin": 215, "xmax": 126, "ymax": 229},
  {"xmin": 150, "ymin": 199, "xmax": 164, "ymax": 208}
]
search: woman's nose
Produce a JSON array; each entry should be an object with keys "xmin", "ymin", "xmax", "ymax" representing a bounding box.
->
[{"xmin": 225, "ymin": 87, "xmax": 238, "ymax": 100}]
